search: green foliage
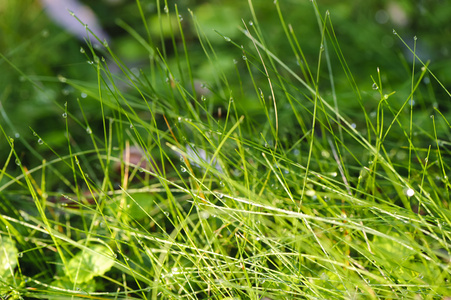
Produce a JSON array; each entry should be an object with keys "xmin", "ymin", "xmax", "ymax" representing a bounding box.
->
[
  {"xmin": 0, "ymin": 236, "xmax": 18, "ymax": 279},
  {"xmin": 1, "ymin": 0, "xmax": 451, "ymax": 299}
]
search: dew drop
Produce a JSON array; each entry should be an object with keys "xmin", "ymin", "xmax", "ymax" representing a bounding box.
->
[
  {"xmin": 201, "ymin": 95, "xmax": 206, "ymax": 101},
  {"xmin": 58, "ymin": 75, "xmax": 67, "ymax": 83},
  {"xmin": 406, "ymin": 188, "xmax": 415, "ymax": 197},
  {"xmin": 15, "ymin": 158, "xmax": 21, "ymax": 166},
  {"xmin": 249, "ymin": 21, "xmax": 254, "ymax": 26},
  {"xmin": 37, "ymin": 138, "xmax": 43, "ymax": 145},
  {"xmin": 163, "ymin": 5, "xmax": 169, "ymax": 13},
  {"xmin": 103, "ymin": 39, "xmax": 109, "ymax": 47},
  {"xmin": 86, "ymin": 127, "xmax": 92, "ymax": 134},
  {"xmin": 409, "ymin": 99, "xmax": 415, "ymax": 106},
  {"xmin": 393, "ymin": 29, "xmax": 397, "ymax": 35},
  {"xmin": 129, "ymin": 124, "xmax": 134, "ymax": 129},
  {"xmin": 80, "ymin": 47, "xmax": 85, "ymax": 53},
  {"xmin": 372, "ymin": 83, "xmax": 378, "ymax": 90},
  {"xmin": 413, "ymin": 36, "xmax": 417, "ymax": 41},
  {"xmin": 224, "ymin": 36, "xmax": 231, "ymax": 42},
  {"xmin": 181, "ymin": 166, "xmax": 187, "ymax": 173},
  {"xmin": 178, "ymin": 14, "xmax": 183, "ymax": 21},
  {"xmin": 14, "ymin": 133, "xmax": 20, "ymax": 138},
  {"xmin": 233, "ymin": 59, "xmax": 238, "ymax": 64},
  {"xmin": 81, "ymin": 92, "xmax": 87, "ymax": 98},
  {"xmin": 178, "ymin": 116, "xmax": 182, "ymax": 122},
  {"xmin": 164, "ymin": 211, "xmax": 170, "ymax": 217},
  {"xmin": 219, "ymin": 181, "xmax": 225, "ymax": 187},
  {"xmin": 62, "ymin": 113, "xmax": 67, "ymax": 118},
  {"xmin": 242, "ymin": 55, "xmax": 247, "ymax": 61}
]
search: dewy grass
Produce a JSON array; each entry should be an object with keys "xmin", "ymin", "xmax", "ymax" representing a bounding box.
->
[{"xmin": 1, "ymin": 0, "xmax": 451, "ymax": 299}]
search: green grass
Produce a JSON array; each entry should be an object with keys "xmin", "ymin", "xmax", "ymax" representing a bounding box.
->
[{"xmin": 1, "ymin": 0, "xmax": 451, "ymax": 299}]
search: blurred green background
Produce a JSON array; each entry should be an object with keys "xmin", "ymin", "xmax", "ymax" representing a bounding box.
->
[{"xmin": 1, "ymin": 0, "xmax": 450, "ymax": 169}]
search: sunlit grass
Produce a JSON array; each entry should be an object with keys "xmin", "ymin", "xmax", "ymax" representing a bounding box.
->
[{"xmin": 1, "ymin": 0, "xmax": 450, "ymax": 299}]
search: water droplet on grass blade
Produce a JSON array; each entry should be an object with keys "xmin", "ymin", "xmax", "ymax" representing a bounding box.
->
[
  {"xmin": 86, "ymin": 127, "xmax": 92, "ymax": 134},
  {"xmin": 80, "ymin": 47, "xmax": 85, "ymax": 53},
  {"xmin": 62, "ymin": 113, "xmax": 67, "ymax": 118},
  {"xmin": 37, "ymin": 138, "xmax": 43, "ymax": 145},
  {"xmin": 406, "ymin": 188, "xmax": 414, "ymax": 197},
  {"xmin": 242, "ymin": 55, "xmax": 247, "ymax": 61},
  {"xmin": 393, "ymin": 29, "xmax": 397, "ymax": 35},
  {"xmin": 372, "ymin": 83, "xmax": 378, "ymax": 90},
  {"xmin": 224, "ymin": 36, "xmax": 231, "ymax": 42}
]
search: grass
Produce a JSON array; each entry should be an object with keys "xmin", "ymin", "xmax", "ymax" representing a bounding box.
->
[{"xmin": 1, "ymin": 0, "xmax": 451, "ymax": 299}]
